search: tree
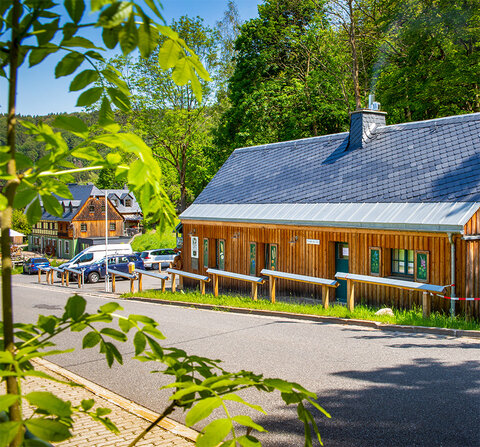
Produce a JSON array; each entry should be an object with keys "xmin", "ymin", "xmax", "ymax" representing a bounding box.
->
[
  {"xmin": 0, "ymin": 1, "xmax": 328, "ymax": 446},
  {"xmin": 375, "ymin": 0, "xmax": 480, "ymax": 122},
  {"xmin": 11, "ymin": 209, "xmax": 31, "ymax": 236},
  {"xmin": 215, "ymin": 0, "xmax": 351, "ymax": 156}
]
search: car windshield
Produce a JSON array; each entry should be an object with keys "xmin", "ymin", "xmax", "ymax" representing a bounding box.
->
[
  {"xmin": 33, "ymin": 258, "xmax": 48, "ymax": 264},
  {"xmin": 140, "ymin": 252, "xmax": 148, "ymax": 258}
]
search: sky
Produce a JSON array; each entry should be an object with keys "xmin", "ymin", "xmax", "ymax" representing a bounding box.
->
[{"xmin": 1, "ymin": 0, "xmax": 261, "ymax": 117}]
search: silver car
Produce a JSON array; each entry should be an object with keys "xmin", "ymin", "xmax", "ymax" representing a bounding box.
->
[{"xmin": 140, "ymin": 248, "xmax": 176, "ymax": 270}]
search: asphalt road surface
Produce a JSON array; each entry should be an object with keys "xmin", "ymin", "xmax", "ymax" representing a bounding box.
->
[{"xmin": 9, "ymin": 275, "xmax": 480, "ymax": 446}]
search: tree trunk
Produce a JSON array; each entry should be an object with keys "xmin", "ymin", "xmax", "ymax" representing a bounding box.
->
[{"xmin": 3, "ymin": 1, "xmax": 23, "ymax": 446}]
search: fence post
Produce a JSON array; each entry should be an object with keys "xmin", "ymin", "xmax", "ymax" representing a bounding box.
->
[
  {"xmin": 322, "ymin": 285, "xmax": 329, "ymax": 309},
  {"xmin": 422, "ymin": 292, "xmax": 431, "ymax": 318},
  {"xmin": 269, "ymin": 277, "xmax": 276, "ymax": 303},
  {"xmin": 38, "ymin": 269, "xmax": 41, "ymax": 283},
  {"xmin": 66, "ymin": 271, "xmax": 69, "ymax": 287},
  {"xmin": 347, "ymin": 279, "xmax": 355, "ymax": 312},
  {"xmin": 112, "ymin": 274, "xmax": 116, "ymax": 293},
  {"xmin": 77, "ymin": 272, "xmax": 81, "ymax": 288}
]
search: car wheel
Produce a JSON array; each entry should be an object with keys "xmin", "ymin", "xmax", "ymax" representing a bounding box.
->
[
  {"xmin": 153, "ymin": 263, "xmax": 159, "ymax": 270},
  {"xmin": 88, "ymin": 271, "xmax": 100, "ymax": 284}
]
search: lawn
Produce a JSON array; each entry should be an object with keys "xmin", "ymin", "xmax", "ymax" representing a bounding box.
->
[{"xmin": 122, "ymin": 289, "xmax": 480, "ymax": 331}]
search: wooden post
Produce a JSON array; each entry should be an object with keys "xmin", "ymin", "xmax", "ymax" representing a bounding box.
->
[
  {"xmin": 422, "ymin": 292, "xmax": 431, "ymax": 318},
  {"xmin": 252, "ymin": 282, "xmax": 258, "ymax": 301},
  {"xmin": 269, "ymin": 277, "xmax": 276, "ymax": 303},
  {"xmin": 347, "ymin": 279, "xmax": 355, "ymax": 312},
  {"xmin": 200, "ymin": 280, "xmax": 206, "ymax": 295},
  {"xmin": 38, "ymin": 269, "xmax": 41, "ymax": 283},
  {"xmin": 322, "ymin": 285, "xmax": 330, "ymax": 309},
  {"xmin": 213, "ymin": 274, "xmax": 219, "ymax": 297},
  {"xmin": 130, "ymin": 278, "xmax": 134, "ymax": 294},
  {"xmin": 50, "ymin": 270, "xmax": 54, "ymax": 284},
  {"xmin": 61, "ymin": 271, "xmax": 65, "ymax": 286},
  {"xmin": 161, "ymin": 278, "xmax": 166, "ymax": 292},
  {"xmin": 77, "ymin": 272, "xmax": 82, "ymax": 288},
  {"xmin": 66, "ymin": 271, "xmax": 69, "ymax": 287},
  {"xmin": 171, "ymin": 273, "xmax": 176, "ymax": 292},
  {"xmin": 112, "ymin": 274, "xmax": 116, "ymax": 293},
  {"xmin": 138, "ymin": 273, "xmax": 143, "ymax": 292}
]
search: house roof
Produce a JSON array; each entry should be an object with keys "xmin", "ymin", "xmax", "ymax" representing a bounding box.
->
[
  {"xmin": 105, "ymin": 189, "xmax": 142, "ymax": 214},
  {"xmin": 182, "ymin": 112, "xmax": 480, "ymax": 232}
]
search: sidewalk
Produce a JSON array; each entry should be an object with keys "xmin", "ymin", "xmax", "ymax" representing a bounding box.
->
[{"xmin": 21, "ymin": 359, "xmax": 197, "ymax": 447}]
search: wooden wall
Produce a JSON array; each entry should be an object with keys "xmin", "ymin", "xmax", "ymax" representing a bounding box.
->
[
  {"xmin": 73, "ymin": 197, "xmax": 123, "ymax": 238},
  {"xmin": 463, "ymin": 210, "xmax": 480, "ymax": 318},
  {"xmin": 180, "ymin": 219, "xmax": 479, "ymax": 318}
]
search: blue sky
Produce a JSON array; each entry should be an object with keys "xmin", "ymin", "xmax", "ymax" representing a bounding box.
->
[{"xmin": 1, "ymin": 0, "xmax": 261, "ymax": 116}]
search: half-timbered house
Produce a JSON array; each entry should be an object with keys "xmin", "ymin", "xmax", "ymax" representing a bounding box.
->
[{"xmin": 179, "ymin": 109, "xmax": 480, "ymax": 317}]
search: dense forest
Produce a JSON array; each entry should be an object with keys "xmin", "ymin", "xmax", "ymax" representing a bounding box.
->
[{"xmin": 2, "ymin": 0, "xmax": 480, "ymax": 212}]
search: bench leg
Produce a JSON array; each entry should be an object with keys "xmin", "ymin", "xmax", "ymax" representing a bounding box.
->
[
  {"xmin": 422, "ymin": 292, "xmax": 431, "ymax": 319},
  {"xmin": 38, "ymin": 269, "xmax": 41, "ymax": 283},
  {"xmin": 213, "ymin": 274, "xmax": 219, "ymax": 297},
  {"xmin": 66, "ymin": 272, "xmax": 69, "ymax": 287},
  {"xmin": 200, "ymin": 280, "xmax": 205, "ymax": 295},
  {"xmin": 162, "ymin": 278, "xmax": 166, "ymax": 292},
  {"xmin": 61, "ymin": 272, "xmax": 65, "ymax": 286},
  {"xmin": 78, "ymin": 274, "xmax": 81, "ymax": 288},
  {"xmin": 50, "ymin": 271, "xmax": 54, "ymax": 284},
  {"xmin": 138, "ymin": 273, "xmax": 143, "ymax": 292},
  {"xmin": 112, "ymin": 274, "xmax": 116, "ymax": 293},
  {"xmin": 252, "ymin": 282, "xmax": 258, "ymax": 301},
  {"xmin": 171, "ymin": 273, "xmax": 176, "ymax": 292},
  {"xmin": 347, "ymin": 279, "xmax": 355, "ymax": 312},
  {"xmin": 269, "ymin": 277, "xmax": 276, "ymax": 303},
  {"xmin": 322, "ymin": 285, "xmax": 329, "ymax": 309},
  {"xmin": 130, "ymin": 278, "xmax": 134, "ymax": 294}
]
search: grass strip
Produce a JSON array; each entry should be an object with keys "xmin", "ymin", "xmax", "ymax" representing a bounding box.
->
[{"xmin": 122, "ymin": 289, "xmax": 480, "ymax": 331}]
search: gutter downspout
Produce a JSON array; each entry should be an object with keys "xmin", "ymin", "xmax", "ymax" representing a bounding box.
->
[{"xmin": 447, "ymin": 233, "xmax": 456, "ymax": 317}]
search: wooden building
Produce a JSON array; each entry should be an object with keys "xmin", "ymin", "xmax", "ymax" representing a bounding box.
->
[
  {"xmin": 28, "ymin": 184, "xmax": 126, "ymax": 258},
  {"xmin": 179, "ymin": 110, "xmax": 480, "ymax": 318}
]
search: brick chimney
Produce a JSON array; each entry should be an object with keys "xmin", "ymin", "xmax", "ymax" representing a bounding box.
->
[{"xmin": 347, "ymin": 106, "xmax": 386, "ymax": 151}]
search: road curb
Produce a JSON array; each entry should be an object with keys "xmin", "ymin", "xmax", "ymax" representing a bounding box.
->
[
  {"xmin": 34, "ymin": 357, "xmax": 198, "ymax": 443},
  {"xmin": 123, "ymin": 296, "xmax": 480, "ymax": 340}
]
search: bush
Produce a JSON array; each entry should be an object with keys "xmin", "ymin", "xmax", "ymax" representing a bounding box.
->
[{"xmin": 131, "ymin": 227, "xmax": 176, "ymax": 252}]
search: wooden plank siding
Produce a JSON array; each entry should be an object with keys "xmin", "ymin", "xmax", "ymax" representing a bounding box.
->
[
  {"xmin": 180, "ymin": 219, "xmax": 479, "ymax": 318},
  {"xmin": 73, "ymin": 197, "xmax": 124, "ymax": 238},
  {"xmin": 464, "ymin": 209, "xmax": 480, "ymax": 317}
]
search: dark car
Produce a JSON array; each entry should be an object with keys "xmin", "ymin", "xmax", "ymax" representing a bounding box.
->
[
  {"xmin": 23, "ymin": 257, "xmax": 50, "ymax": 275},
  {"xmin": 81, "ymin": 254, "xmax": 144, "ymax": 283}
]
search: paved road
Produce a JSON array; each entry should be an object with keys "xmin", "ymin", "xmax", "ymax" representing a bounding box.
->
[{"xmin": 9, "ymin": 275, "xmax": 480, "ymax": 446}]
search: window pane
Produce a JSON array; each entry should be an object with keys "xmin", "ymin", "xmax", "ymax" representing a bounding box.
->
[
  {"xmin": 398, "ymin": 261, "xmax": 405, "ymax": 273},
  {"xmin": 408, "ymin": 250, "xmax": 414, "ymax": 262},
  {"xmin": 407, "ymin": 262, "xmax": 414, "ymax": 275},
  {"xmin": 393, "ymin": 261, "xmax": 399, "ymax": 272}
]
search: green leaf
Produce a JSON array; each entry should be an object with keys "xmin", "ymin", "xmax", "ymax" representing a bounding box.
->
[
  {"xmin": 62, "ymin": 36, "xmax": 102, "ymax": 50},
  {"xmin": 81, "ymin": 399, "xmax": 95, "ymax": 411},
  {"xmin": 14, "ymin": 188, "xmax": 36, "ymax": 209},
  {"xmin": 64, "ymin": 295, "xmax": 86, "ymax": 321},
  {"xmin": 65, "ymin": 0, "xmax": 85, "ymax": 23},
  {"xmin": 107, "ymin": 87, "xmax": 130, "ymax": 111},
  {"xmin": 41, "ymin": 194, "xmax": 63, "ymax": 217},
  {"xmin": 172, "ymin": 57, "xmax": 193, "ymax": 86},
  {"xmin": 118, "ymin": 318, "xmax": 134, "ymax": 333},
  {"xmin": 142, "ymin": 0, "xmax": 164, "ymax": 21},
  {"xmin": 23, "ymin": 437, "xmax": 55, "ymax": 447},
  {"xmin": 53, "ymin": 115, "xmax": 88, "ymax": 133},
  {"xmin": 95, "ymin": 407, "xmax": 112, "ymax": 417},
  {"xmin": 98, "ymin": 2, "xmax": 133, "ymax": 28},
  {"xmin": 222, "ymin": 394, "xmax": 266, "ymax": 414},
  {"xmin": 141, "ymin": 326, "xmax": 165, "ymax": 339},
  {"xmin": 25, "ymin": 392, "xmax": 72, "ymax": 417},
  {"xmin": 102, "ymin": 26, "xmax": 119, "ymax": 49},
  {"xmin": 158, "ymin": 39, "xmax": 182, "ymax": 70},
  {"xmin": 29, "ymin": 45, "xmax": 58, "ymax": 67},
  {"xmin": 0, "ymin": 394, "xmax": 19, "ymax": 412},
  {"xmin": 197, "ymin": 419, "xmax": 232, "ymax": 447},
  {"xmin": 102, "ymin": 68, "xmax": 129, "ymax": 95},
  {"xmin": 98, "ymin": 96, "xmax": 117, "ymax": 129},
  {"xmin": 76, "ymin": 87, "xmax": 103, "ymax": 107},
  {"xmin": 70, "ymin": 69, "xmax": 99, "ymax": 92},
  {"xmin": 119, "ymin": 13, "xmax": 138, "ymax": 55},
  {"xmin": 133, "ymin": 331, "xmax": 146, "ymax": 355},
  {"xmin": 185, "ymin": 397, "xmax": 222, "ymax": 426},
  {"xmin": 100, "ymin": 328, "xmax": 127, "ymax": 342},
  {"xmin": 82, "ymin": 331, "xmax": 101, "ymax": 348},
  {"xmin": 0, "ymin": 194, "xmax": 8, "ymax": 211},
  {"xmin": 236, "ymin": 435, "xmax": 262, "ymax": 447},
  {"xmin": 15, "ymin": 152, "xmax": 33, "ymax": 170},
  {"xmin": 0, "ymin": 421, "xmax": 21, "ymax": 446},
  {"xmin": 37, "ymin": 315, "xmax": 57, "ymax": 334},
  {"xmin": 55, "ymin": 52, "xmax": 84, "ymax": 78},
  {"xmin": 70, "ymin": 146, "xmax": 103, "ymax": 161},
  {"xmin": 25, "ymin": 419, "xmax": 71, "ymax": 442},
  {"xmin": 99, "ymin": 302, "xmax": 122, "ymax": 314},
  {"xmin": 26, "ymin": 197, "xmax": 42, "ymax": 225},
  {"xmin": 232, "ymin": 415, "xmax": 266, "ymax": 432}
]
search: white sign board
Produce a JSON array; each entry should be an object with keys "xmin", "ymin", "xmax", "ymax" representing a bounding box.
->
[
  {"xmin": 191, "ymin": 236, "xmax": 199, "ymax": 259},
  {"xmin": 306, "ymin": 239, "xmax": 320, "ymax": 245}
]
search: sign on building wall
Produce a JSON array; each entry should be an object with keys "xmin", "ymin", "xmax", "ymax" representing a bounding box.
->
[
  {"xmin": 218, "ymin": 239, "xmax": 225, "ymax": 270},
  {"xmin": 249, "ymin": 242, "xmax": 256, "ymax": 276},
  {"xmin": 191, "ymin": 236, "xmax": 199, "ymax": 270},
  {"xmin": 369, "ymin": 247, "xmax": 381, "ymax": 276},
  {"xmin": 415, "ymin": 251, "xmax": 429, "ymax": 282},
  {"xmin": 203, "ymin": 238, "xmax": 209, "ymax": 268},
  {"xmin": 306, "ymin": 239, "xmax": 320, "ymax": 245}
]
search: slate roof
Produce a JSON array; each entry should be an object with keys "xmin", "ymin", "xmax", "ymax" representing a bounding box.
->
[
  {"xmin": 182, "ymin": 112, "xmax": 480, "ymax": 232},
  {"xmin": 105, "ymin": 189, "xmax": 142, "ymax": 215}
]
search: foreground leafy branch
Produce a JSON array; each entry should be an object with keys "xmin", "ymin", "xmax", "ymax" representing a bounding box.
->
[{"xmin": 0, "ymin": 296, "xmax": 330, "ymax": 446}]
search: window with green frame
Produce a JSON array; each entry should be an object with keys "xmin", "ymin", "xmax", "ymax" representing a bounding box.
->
[{"xmin": 391, "ymin": 249, "xmax": 414, "ymax": 277}]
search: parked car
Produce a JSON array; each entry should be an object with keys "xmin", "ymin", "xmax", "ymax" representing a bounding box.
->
[
  {"xmin": 23, "ymin": 257, "xmax": 50, "ymax": 274},
  {"xmin": 81, "ymin": 254, "xmax": 144, "ymax": 283},
  {"xmin": 140, "ymin": 249, "xmax": 176, "ymax": 270}
]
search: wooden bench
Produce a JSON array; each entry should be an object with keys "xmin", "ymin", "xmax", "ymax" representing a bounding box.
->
[
  {"xmin": 108, "ymin": 268, "xmax": 136, "ymax": 293},
  {"xmin": 206, "ymin": 268, "xmax": 265, "ymax": 300},
  {"xmin": 166, "ymin": 268, "xmax": 210, "ymax": 294},
  {"xmin": 64, "ymin": 267, "xmax": 84, "ymax": 288},
  {"xmin": 335, "ymin": 272, "xmax": 447, "ymax": 316},
  {"xmin": 46, "ymin": 266, "xmax": 64, "ymax": 285},
  {"xmin": 135, "ymin": 268, "xmax": 169, "ymax": 292},
  {"xmin": 37, "ymin": 267, "xmax": 51, "ymax": 284},
  {"xmin": 260, "ymin": 269, "xmax": 339, "ymax": 306}
]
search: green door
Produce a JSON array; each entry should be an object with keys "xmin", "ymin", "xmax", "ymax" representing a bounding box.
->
[{"xmin": 335, "ymin": 242, "xmax": 349, "ymax": 303}]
